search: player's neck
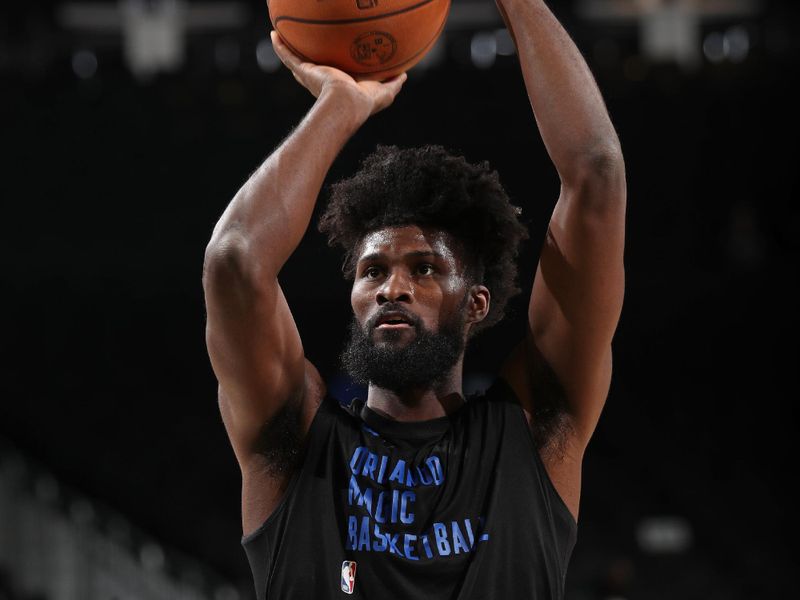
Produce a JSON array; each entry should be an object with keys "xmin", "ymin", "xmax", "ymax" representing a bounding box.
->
[{"xmin": 365, "ymin": 364, "xmax": 465, "ymax": 422}]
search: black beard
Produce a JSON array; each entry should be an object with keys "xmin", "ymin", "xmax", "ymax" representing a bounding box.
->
[{"xmin": 341, "ymin": 307, "xmax": 467, "ymax": 395}]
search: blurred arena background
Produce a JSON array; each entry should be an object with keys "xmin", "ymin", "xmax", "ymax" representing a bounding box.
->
[{"xmin": 1, "ymin": 0, "xmax": 798, "ymax": 598}]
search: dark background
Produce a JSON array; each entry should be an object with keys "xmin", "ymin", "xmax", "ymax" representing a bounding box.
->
[{"xmin": 1, "ymin": 0, "xmax": 798, "ymax": 597}]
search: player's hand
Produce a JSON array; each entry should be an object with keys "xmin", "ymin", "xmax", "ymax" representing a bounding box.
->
[{"xmin": 270, "ymin": 31, "xmax": 406, "ymax": 120}]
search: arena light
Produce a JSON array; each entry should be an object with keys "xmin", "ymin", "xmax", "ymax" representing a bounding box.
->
[
  {"xmin": 703, "ymin": 25, "xmax": 751, "ymax": 64},
  {"xmin": 703, "ymin": 32, "xmax": 727, "ymax": 63},
  {"xmin": 470, "ymin": 31, "xmax": 497, "ymax": 69},
  {"xmin": 58, "ymin": 1, "xmax": 249, "ymax": 79},
  {"xmin": 725, "ymin": 25, "xmax": 750, "ymax": 62},
  {"xmin": 576, "ymin": 0, "xmax": 761, "ymax": 70},
  {"xmin": 256, "ymin": 37, "xmax": 281, "ymax": 73},
  {"xmin": 71, "ymin": 49, "xmax": 98, "ymax": 79},
  {"xmin": 636, "ymin": 516, "xmax": 693, "ymax": 554},
  {"xmin": 495, "ymin": 28, "xmax": 515, "ymax": 57}
]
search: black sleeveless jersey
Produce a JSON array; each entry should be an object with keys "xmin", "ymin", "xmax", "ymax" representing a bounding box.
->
[{"xmin": 242, "ymin": 378, "xmax": 577, "ymax": 599}]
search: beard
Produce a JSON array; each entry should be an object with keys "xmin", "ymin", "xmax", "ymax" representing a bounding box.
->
[{"xmin": 341, "ymin": 303, "xmax": 467, "ymax": 395}]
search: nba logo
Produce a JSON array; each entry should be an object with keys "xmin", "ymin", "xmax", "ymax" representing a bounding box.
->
[{"xmin": 340, "ymin": 560, "xmax": 357, "ymax": 594}]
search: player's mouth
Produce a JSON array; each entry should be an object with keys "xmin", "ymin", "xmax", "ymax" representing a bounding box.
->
[{"xmin": 374, "ymin": 311, "xmax": 416, "ymax": 330}]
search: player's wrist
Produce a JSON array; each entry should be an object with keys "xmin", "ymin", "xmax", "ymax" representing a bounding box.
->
[{"xmin": 317, "ymin": 81, "xmax": 373, "ymax": 129}]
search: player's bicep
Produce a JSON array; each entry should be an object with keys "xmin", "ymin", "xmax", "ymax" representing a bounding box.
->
[
  {"xmin": 534, "ymin": 183, "xmax": 625, "ymax": 334},
  {"xmin": 204, "ymin": 256, "xmax": 309, "ymax": 459},
  {"xmin": 528, "ymin": 180, "xmax": 625, "ymax": 443}
]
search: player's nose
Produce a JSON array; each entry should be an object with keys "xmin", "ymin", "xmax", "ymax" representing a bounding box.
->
[{"xmin": 376, "ymin": 270, "xmax": 412, "ymax": 305}]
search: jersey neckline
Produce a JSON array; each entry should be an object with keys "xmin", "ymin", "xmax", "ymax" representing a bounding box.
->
[{"xmin": 357, "ymin": 398, "xmax": 462, "ymax": 441}]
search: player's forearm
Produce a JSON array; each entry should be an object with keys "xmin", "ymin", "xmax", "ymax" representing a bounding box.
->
[
  {"xmin": 206, "ymin": 88, "xmax": 366, "ymax": 277},
  {"xmin": 497, "ymin": 0, "xmax": 623, "ymax": 183}
]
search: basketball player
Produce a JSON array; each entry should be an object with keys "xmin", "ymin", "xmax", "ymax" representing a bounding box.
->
[{"xmin": 203, "ymin": 1, "xmax": 625, "ymax": 598}]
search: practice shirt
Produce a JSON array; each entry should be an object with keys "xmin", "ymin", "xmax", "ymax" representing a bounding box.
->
[{"xmin": 242, "ymin": 378, "xmax": 577, "ymax": 599}]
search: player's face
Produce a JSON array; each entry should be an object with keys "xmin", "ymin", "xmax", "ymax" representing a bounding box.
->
[
  {"xmin": 350, "ymin": 225, "xmax": 472, "ymax": 345},
  {"xmin": 343, "ymin": 225, "xmax": 476, "ymax": 392}
]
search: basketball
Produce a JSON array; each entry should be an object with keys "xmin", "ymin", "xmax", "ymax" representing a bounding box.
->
[{"xmin": 268, "ymin": 0, "xmax": 451, "ymax": 81}]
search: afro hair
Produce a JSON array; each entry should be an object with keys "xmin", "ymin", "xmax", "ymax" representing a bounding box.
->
[{"xmin": 318, "ymin": 145, "xmax": 529, "ymax": 335}]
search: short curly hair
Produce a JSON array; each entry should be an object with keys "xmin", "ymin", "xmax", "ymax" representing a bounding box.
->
[{"xmin": 318, "ymin": 144, "xmax": 529, "ymax": 335}]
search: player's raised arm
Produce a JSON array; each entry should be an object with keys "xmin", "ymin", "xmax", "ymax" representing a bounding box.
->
[
  {"xmin": 496, "ymin": 1, "xmax": 626, "ymax": 517},
  {"xmin": 202, "ymin": 33, "xmax": 406, "ymax": 530}
]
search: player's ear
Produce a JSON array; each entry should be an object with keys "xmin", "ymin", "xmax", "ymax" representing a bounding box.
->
[{"xmin": 466, "ymin": 284, "xmax": 490, "ymax": 325}]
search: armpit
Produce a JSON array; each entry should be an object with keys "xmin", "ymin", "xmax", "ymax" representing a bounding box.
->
[
  {"xmin": 528, "ymin": 351, "xmax": 573, "ymax": 459},
  {"xmin": 253, "ymin": 399, "xmax": 305, "ymax": 478}
]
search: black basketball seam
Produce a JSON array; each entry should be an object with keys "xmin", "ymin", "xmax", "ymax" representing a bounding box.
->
[
  {"xmin": 280, "ymin": 36, "xmax": 316, "ymax": 65},
  {"xmin": 273, "ymin": 0, "xmax": 440, "ymax": 26},
  {"xmin": 272, "ymin": 1, "xmax": 447, "ymax": 76}
]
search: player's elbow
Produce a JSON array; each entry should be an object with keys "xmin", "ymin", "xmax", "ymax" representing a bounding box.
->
[
  {"xmin": 576, "ymin": 141, "xmax": 625, "ymax": 188},
  {"xmin": 587, "ymin": 141, "xmax": 624, "ymax": 179},
  {"xmin": 203, "ymin": 230, "xmax": 253, "ymax": 292},
  {"xmin": 564, "ymin": 143, "xmax": 627, "ymax": 218}
]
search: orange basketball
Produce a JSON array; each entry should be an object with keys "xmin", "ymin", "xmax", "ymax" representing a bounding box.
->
[{"xmin": 268, "ymin": 0, "xmax": 451, "ymax": 81}]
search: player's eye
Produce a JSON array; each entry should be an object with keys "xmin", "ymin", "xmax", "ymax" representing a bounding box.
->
[
  {"xmin": 363, "ymin": 266, "xmax": 382, "ymax": 279},
  {"xmin": 417, "ymin": 263, "xmax": 435, "ymax": 276}
]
